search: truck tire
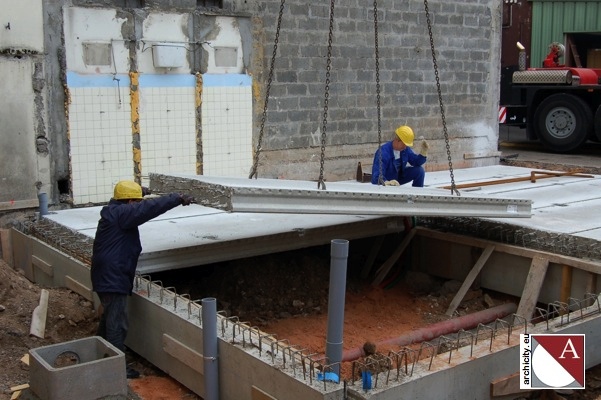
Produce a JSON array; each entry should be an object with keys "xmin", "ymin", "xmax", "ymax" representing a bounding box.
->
[
  {"xmin": 594, "ymin": 105, "xmax": 601, "ymax": 142},
  {"xmin": 534, "ymin": 93, "xmax": 593, "ymax": 152}
]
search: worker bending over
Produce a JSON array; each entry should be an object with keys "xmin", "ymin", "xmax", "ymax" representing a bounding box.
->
[
  {"xmin": 371, "ymin": 125, "xmax": 428, "ymax": 187},
  {"xmin": 91, "ymin": 180, "xmax": 194, "ymax": 379}
]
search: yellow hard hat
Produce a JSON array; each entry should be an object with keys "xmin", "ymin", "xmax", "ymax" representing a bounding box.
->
[
  {"xmin": 395, "ymin": 125, "xmax": 414, "ymax": 147},
  {"xmin": 113, "ymin": 180, "xmax": 143, "ymax": 200}
]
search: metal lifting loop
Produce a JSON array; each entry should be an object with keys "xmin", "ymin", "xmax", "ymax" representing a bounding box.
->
[
  {"xmin": 423, "ymin": 0, "xmax": 459, "ymax": 196},
  {"xmin": 249, "ymin": 0, "xmax": 286, "ymax": 179},
  {"xmin": 373, "ymin": 0, "xmax": 384, "ymax": 186},
  {"xmin": 317, "ymin": 0, "xmax": 336, "ymax": 190}
]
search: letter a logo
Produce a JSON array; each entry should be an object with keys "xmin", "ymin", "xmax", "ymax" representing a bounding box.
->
[{"xmin": 530, "ymin": 334, "xmax": 585, "ymax": 389}]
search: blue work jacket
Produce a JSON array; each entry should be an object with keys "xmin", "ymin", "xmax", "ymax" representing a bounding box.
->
[
  {"xmin": 91, "ymin": 194, "xmax": 182, "ymax": 294},
  {"xmin": 371, "ymin": 141, "xmax": 426, "ymax": 184}
]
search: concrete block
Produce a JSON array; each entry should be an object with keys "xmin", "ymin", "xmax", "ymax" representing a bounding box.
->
[{"xmin": 29, "ymin": 336, "xmax": 127, "ymax": 400}]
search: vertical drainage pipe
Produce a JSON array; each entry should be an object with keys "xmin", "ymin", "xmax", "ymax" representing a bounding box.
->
[
  {"xmin": 202, "ymin": 297, "xmax": 218, "ymax": 400},
  {"xmin": 38, "ymin": 193, "xmax": 49, "ymax": 216},
  {"xmin": 325, "ymin": 239, "xmax": 349, "ymax": 377}
]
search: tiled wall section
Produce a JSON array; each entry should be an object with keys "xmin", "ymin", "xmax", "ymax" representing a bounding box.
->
[
  {"xmin": 67, "ymin": 72, "xmax": 253, "ymax": 205},
  {"xmin": 139, "ymin": 75, "xmax": 197, "ymax": 186},
  {"xmin": 201, "ymin": 75, "xmax": 253, "ymax": 177},
  {"xmin": 68, "ymin": 73, "xmax": 133, "ymax": 205}
]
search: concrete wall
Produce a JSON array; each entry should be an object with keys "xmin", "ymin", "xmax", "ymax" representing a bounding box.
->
[
  {"xmin": 1, "ymin": 0, "xmax": 502, "ymax": 210},
  {"xmin": 415, "ymin": 234, "xmax": 599, "ymax": 305},
  {"xmin": 62, "ymin": 7, "xmax": 253, "ymax": 204},
  {"xmin": 12, "ymin": 228, "xmax": 601, "ymax": 400},
  {"xmin": 0, "ymin": 0, "xmax": 50, "ymax": 210},
  {"xmin": 249, "ymin": 0, "xmax": 504, "ymax": 180}
]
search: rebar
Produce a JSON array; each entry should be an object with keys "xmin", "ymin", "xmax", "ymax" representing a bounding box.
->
[
  {"xmin": 231, "ymin": 321, "xmax": 250, "ymax": 343},
  {"xmin": 258, "ymin": 333, "xmax": 276, "ymax": 357},
  {"xmin": 147, "ymin": 280, "xmax": 162, "ymax": 297},
  {"xmin": 548, "ymin": 301, "xmax": 569, "ymax": 326},
  {"xmin": 417, "ymin": 341, "xmax": 438, "ymax": 371},
  {"xmin": 268, "ymin": 338, "xmax": 285, "ymax": 363},
  {"xmin": 475, "ymin": 323, "xmax": 495, "ymax": 351},
  {"xmin": 436, "ymin": 335, "xmax": 455, "ymax": 363},
  {"xmin": 456, "ymin": 329, "xmax": 475, "ymax": 358},
  {"xmin": 511, "ymin": 314, "xmax": 528, "ymax": 335},
  {"xmin": 160, "ymin": 286, "xmax": 177, "ymax": 310},
  {"xmin": 493, "ymin": 318, "xmax": 511, "ymax": 345},
  {"xmin": 307, "ymin": 354, "xmax": 326, "ymax": 385},
  {"xmin": 319, "ymin": 362, "xmax": 342, "ymax": 390},
  {"xmin": 136, "ymin": 274, "xmax": 151, "ymax": 290},
  {"xmin": 188, "ymin": 299, "xmax": 202, "ymax": 321},
  {"xmin": 351, "ymin": 360, "xmax": 367, "ymax": 385},
  {"xmin": 388, "ymin": 347, "xmax": 416, "ymax": 380}
]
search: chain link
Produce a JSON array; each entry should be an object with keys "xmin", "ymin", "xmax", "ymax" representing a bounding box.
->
[
  {"xmin": 317, "ymin": 0, "xmax": 336, "ymax": 190},
  {"xmin": 424, "ymin": 0, "xmax": 459, "ymax": 195},
  {"xmin": 249, "ymin": 0, "xmax": 286, "ymax": 179},
  {"xmin": 373, "ymin": 0, "xmax": 384, "ymax": 185}
]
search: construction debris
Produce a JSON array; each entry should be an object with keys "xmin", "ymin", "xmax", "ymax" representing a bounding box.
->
[{"xmin": 29, "ymin": 289, "xmax": 49, "ymax": 339}]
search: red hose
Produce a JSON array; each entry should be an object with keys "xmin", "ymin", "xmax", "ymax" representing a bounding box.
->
[{"xmin": 341, "ymin": 302, "xmax": 517, "ymax": 362}]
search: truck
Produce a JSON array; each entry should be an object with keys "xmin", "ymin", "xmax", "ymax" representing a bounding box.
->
[{"xmin": 500, "ymin": 44, "xmax": 601, "ymax": 153}]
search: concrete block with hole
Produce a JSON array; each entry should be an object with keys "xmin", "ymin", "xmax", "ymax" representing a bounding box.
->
[{"xmin": 29, "ymin": 336, "xmax": 127, "ymax": 400}]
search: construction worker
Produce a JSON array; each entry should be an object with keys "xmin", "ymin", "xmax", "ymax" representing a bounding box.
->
[
  {"xmin": 91, "ymin": 180, "xmax": 194, "ymax": 379},
  {"xmin": 371, "ymin": 125, "xmax": 428, "ymax": 187}
]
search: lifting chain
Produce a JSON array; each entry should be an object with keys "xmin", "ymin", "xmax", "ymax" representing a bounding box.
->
[
  {"xmin": 317, "ymin": 0, "xmax": 336, "ymax": 190},
  {"xmin": 249, "ymin": 0, "xmax": 286, "ymax": 179},
  {"xmin": 373, "ymin": 0, "xmax": 384, "ymax": 185},
  {"xmin": 424, "ymin": 0, "xmax": 459, "ymax": 195}
]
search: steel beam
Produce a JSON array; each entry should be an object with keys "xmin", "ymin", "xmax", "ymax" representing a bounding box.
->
[{"xmin": 150, "ymin": 174, "xmax": 532, "ymax": 218}]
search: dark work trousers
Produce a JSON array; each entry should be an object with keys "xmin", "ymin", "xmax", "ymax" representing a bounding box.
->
[
  {"xmin": 398, "ymin": 165, "xmax": 425, "ymax": 187},
  {"xmin": 97, "ymin": 292, "xmax": 128, "ymax": 352}
]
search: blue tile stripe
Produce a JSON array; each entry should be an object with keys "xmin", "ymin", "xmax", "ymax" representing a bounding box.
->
[{"xmin": 66, "ymin": 72, "xmax": 251, "ymax": 88}]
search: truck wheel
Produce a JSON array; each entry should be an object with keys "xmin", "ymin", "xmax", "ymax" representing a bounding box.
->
[
  {"xmin": 534, "ymin": 93, "xmax": 593, "ymax": 152},
  {"xmin": 594, "ymin": 105, "xmax": 601, "ymax": 142}
]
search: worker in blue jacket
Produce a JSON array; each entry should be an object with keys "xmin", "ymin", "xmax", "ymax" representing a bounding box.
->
[
  {"xmin": 91, "ymin": 180, "xmax": 193, "ymax": 379},
  {"xmin": 371, "ymin": 125, "xmax": 429, "ymax": 187}
]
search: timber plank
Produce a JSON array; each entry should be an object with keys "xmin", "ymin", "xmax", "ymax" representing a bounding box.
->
[
  {"xmin": 490, "ymin": 372, "xmax": 533, "ymax": 397},
  {"xmin": 162, "ymin": 333, "xmax": 204, "ymax": 374},
  {"xmin": 360, "ymin": 235, "xmax": 385, "ymax": 279},
  {"xmin": 371, "ymin": 229, "xmax": 416, "ymax": 286},
  {"xmin": 445, "ymin": 244, "xmax": 495, "ymax": 316},
  {"xmin": 414, "ymin": 227, "xmax": 601, "ymax": 273},
  {"xmin": 516, "ymin": 256, "xmax": 549, "ymax": 320}
]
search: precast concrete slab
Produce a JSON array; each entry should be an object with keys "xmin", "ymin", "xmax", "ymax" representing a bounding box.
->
[
  {"xmin": 424, "ymin": 165, "xmax": 601, "ymax": 254},
  {"xmin": 149, "ymin": 173, "xmax": 532, "ymax": 218},
  {"xmin": 39, "ymin": 205, "xmax": 406, "ymax": 273}
]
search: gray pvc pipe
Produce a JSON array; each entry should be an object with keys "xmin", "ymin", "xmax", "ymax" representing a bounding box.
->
[
  {"xmin": 202, "ymin": 297, "xmax": 219, "ymax": 400},
  {"xmin": 325, "ymin": 239, "xmax": 349, "ymax": 377},
  {"xmin": 38, "ymin": 193, "xmax": 49, "ymax": 216}
]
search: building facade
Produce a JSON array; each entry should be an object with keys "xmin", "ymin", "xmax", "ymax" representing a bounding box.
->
[{"xmin": 0, "ymin": 0, "xmax": 502, "ymax": 208}]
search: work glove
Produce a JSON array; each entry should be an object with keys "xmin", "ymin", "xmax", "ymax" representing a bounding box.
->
[
  {"xmin": 180, "ymin": 194, "xmax": 195, "ymax": 206},
  {"xmin": 418, "ymin": 137, "xmax": 429, "ymax": 157},
  {"xmin": 141, "ymin": 186, "xmax": 152, "ymax": 196},
  {"xmin": 384, "ymin": 179, "xmax": 400, "ymax": 186}
]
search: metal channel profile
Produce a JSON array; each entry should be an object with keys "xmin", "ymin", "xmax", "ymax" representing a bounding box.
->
[{"xmin": 151, "ymin": 173, "xmax": 532, "ymax": 218}]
